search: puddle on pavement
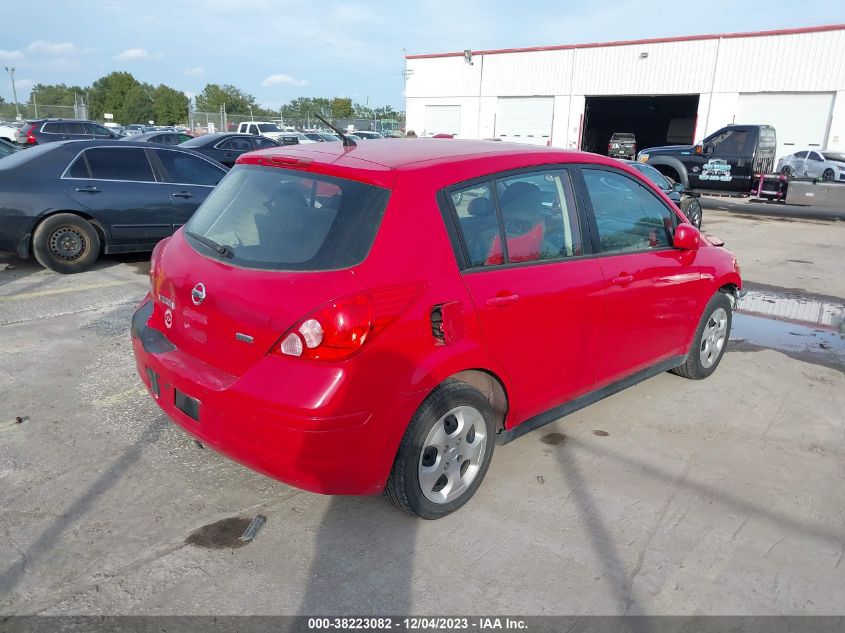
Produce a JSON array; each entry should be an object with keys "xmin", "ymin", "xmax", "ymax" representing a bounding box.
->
[
  {"xmin": 185, "ymin": 516, "xmax": 254, "ymax": 549},
  {"xmin": 730, "ymin": 285, "xmax": 845, "ymax": 373},
  {"xmin": 592, "ymin": 430, "xmax": 610, "ymax": 437}
]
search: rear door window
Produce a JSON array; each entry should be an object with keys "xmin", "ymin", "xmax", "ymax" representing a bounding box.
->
[
  {"xmin": 184, "ymin": 165, "xmax": 390, "ymax": 271},
  {"xmin": 65, "ymin": 122, "xmax": 87, "ymax": 135},
  {"xmin": 154, "ymin": 149, "xmax": 225, "ymax": 186},
  {"xmin": 582, "ymin": 169, "xmax": 675, "ymax": 253},
  {"xmin": 84, "ymin": 147, "xmax": 155, "ymax": 181},
  {"xmin": 449, "ymin": 169, "xmax": 582, "ymax": 267}
]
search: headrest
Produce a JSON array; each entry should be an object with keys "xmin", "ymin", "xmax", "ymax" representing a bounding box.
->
[
  {"xmin": 467, "ymin": 196, "xmax": 493, "ymax": 217},
  {"xmin": 500, "ymin": 181, "xmax": 540, "ymax": 207}
]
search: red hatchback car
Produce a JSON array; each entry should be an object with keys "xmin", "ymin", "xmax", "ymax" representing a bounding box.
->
[{"xmin": 132, "ymin": 139, "xmax": 742, "ymax": 519}]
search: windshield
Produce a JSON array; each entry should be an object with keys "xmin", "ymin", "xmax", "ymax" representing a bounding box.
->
[
  {"xmin": 823, "ymin": 152, "xmax": 845, "ymax": 163},
  {"xmin": 257, "ymin": 124, "xmax": 282, "ymax": 133},
  {"xmin": 184, "ymin": 165, "xmax": 390, "ymax": 271}
]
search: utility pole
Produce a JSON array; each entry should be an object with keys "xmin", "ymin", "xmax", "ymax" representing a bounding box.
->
[
  {"xmin": 31, "ymin": 89, "xmax": 37, "ymax": 118},
  {"xmin": 4, "ymin": 67, "xmax": 20, "ymax": 120}
]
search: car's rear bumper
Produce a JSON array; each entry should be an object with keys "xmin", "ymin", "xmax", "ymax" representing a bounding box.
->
[{"xmin": 130, "ymin": 297, "xmax": 417, "ymax": 495}]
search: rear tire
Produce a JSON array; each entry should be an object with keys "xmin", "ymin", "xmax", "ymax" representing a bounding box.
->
[
  {"xmin": 385, "ymin": 379, "xmax": 495, "ymax": 519},
  {"xmin": 680, "ymin": 197, "xmax": 703, "ymax": 228},
  {"xmin": 671, "ymin": 292, "xmax": 732, "ymax": 380},
  {"xmin": 780, "ymin": 165, "xmax": 794, "ymax": 179},
  {"xmin": 32, "ymin": 213, "xmax": 101, "ymax": 274}
]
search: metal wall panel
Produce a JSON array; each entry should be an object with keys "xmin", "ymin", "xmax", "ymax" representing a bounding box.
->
[
  {"xmin": 571, "ymin": 40, "xmax": 718, "ymax": 95},
  {"xmin": 713, "ymin": 30, "xmax": 845, "ymax": 93},
  {"xmin": 480, "ymin": 50, "xmax": 572, "ymax": 96}
]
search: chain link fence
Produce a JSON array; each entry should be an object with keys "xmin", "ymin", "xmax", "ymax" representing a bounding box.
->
[
  {"xmin": 0, "ymin": 103, "xmax": 87, "ymax": 123},
  {"xmin": 188, "ymin": 110, "xmax": 404, "ymax": 136}
]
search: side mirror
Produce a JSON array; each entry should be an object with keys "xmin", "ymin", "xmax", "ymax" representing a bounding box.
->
[
  {"xmin": 674, "ymin": 223, "xmax": 700, "ymax": 250},
  {"xmin": 704, "ymin": 145, "xmax": 715, "ymax": 155},
  {"xmin": 672, "ymin": 181, "xmax": 685, "ymax": 194}
]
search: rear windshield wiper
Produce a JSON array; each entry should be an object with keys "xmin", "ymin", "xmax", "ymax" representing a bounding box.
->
[{"xmin": 185, "ymin": 230, "xmax": 233, "ymax": 258}]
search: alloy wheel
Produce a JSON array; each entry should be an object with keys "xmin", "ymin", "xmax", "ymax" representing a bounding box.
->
[
  {"xmin": 418, "ymin": 405, "xmax": 488, "ymax": 504},
  {"xmin": 700, "ymin": 307, "xmax": 728, "ymax": 368}
]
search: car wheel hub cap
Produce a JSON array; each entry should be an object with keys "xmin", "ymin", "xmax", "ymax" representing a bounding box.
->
[
  {"xmin": 418, "ymin": 405, "xmax": 487, "ymax": 504},
  {"xmin": 49, "ymin": 227, "xmax": 86, "ymax": 261},
  {"xmin": 700, "ymin": 307, "xmax": 728, "ymax": 368}
]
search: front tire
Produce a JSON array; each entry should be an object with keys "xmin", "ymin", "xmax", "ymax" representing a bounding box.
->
[
  {"xmin": 822, "ymin": 168, "xmax": 835, "ymax": 182},
  {"xmin": 672, "ymin": 292, "xmax": 732, "ymax": 380},
  {"xmin": 385, "ymin": 380, "xmax": 496, "ymax": 519},
  {"xmin": 680, "ymin": 197, "xmax": 703, "ymax": 228},
  {"xmin": 32, "ymin": 213, "xmax": 101, "ymax": 274}
]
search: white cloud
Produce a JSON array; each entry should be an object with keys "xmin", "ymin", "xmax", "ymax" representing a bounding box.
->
[
  {"xmin": 184, "ymin": 66, "xmax": 205, "ymax": 76},
  {"xmin": 115, "ymin": 48, "xmax": 151, "ymax": 61},
  {"xmin": 261, "ymin": 73, "xmax": 308, "ymax": 87},
  {"xmin": 26, "ymin": 40, "xmax": 77, "ymax": 56},
  {"xmin": 0, "ymin": 49, "xmax": 24, "ymax": 61}
]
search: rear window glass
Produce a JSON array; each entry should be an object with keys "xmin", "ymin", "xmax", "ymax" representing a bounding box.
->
[{"xmin": 184, "ymin": 165, "xmax": 390, "ymax": 271}]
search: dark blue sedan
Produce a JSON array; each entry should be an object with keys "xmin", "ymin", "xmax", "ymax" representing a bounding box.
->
[
  {"xmin": 179, "ymin": 133, "xmax": 281, "ymax": 167},
  {"xmin": 0, "ymin": 140, "xmax": 228, "ymax": 273}
]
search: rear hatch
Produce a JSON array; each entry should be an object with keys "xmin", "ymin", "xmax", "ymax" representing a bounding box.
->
[{"xmin": 151, "ymin": 163, "xmax": 391, "ymax": 377}]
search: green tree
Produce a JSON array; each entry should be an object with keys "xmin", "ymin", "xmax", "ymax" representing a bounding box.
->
[
  {"xmin": 331, "ymin": 97, "xmax": 353, "ymax": 118},
  {"xmin": 120, "ymin": 85, "xmax": 155, "ymax": 124},
  {"xmin": 194, "ymin": 83, "xmax": 257, "ymax": 114},
  {"xmin": 88, "ymin": 71, "xmax": 140, "ymax": 121},
  {"xmin": 28, "ymin": 83, "xmax": 84, "ymax": 107},
  {"xmin": 153, "ymin": 84, "xmax": 188, "ymax": 125}
]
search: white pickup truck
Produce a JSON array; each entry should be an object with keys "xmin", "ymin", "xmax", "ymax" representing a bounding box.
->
[{"xmin": 236, "ymin": 121, "xmax": 312, "ymax": 142}]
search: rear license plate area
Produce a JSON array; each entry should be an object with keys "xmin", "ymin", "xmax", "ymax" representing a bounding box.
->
[{"xmin": 174, "ymin": 389, "xmax": 201, "ymax": 422}]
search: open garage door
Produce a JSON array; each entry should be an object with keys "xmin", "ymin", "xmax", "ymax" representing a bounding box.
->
[
  {"xmin": 736, "ymin": 93, "xmax": 834, "ymax": 161},
  {"xmin": 581, "ymin": 95, "xmax": 699, "ymax": 155},
  {"xmin": 495, "ymin": 97, "xmax": 553, "ymax": 146},
  {"xmin": 424, "ymin": 105, "xmax": 461, "ymax": 137}
]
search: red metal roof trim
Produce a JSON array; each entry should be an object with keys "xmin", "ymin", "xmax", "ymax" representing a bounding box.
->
[{"xmin": 405, "ymin": 23, "xmax": 845, "ymax": 59}]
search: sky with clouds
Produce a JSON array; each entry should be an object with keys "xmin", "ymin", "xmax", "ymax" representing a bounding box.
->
[{"xmin": 1, "ymin": 0, "xmax": 843, "ymax": 111}]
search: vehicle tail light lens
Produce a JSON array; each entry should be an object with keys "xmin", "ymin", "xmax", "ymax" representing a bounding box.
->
[
  {"xmin": 18, "ymin": 124, "xmax": 36, "ymax": 145},
  {"xmin": 149, "ymin": 236, "xmax": 170, "ymax": 293},
  {"xmin": 271, "ymin": 285, "xmax": 420, "ymax": 361}
]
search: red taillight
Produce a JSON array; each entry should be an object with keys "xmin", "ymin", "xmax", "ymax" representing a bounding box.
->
[
  {"xmin": 271, "ymin": 285, "xmax": 420, "ymax": 362},
  {"xmin": 149, "ymin": 237, "xmax": 169, "ymax": 293},
  {"xmin": 20, "ymin": 124, "xmax": 36, "ymax": 145}
]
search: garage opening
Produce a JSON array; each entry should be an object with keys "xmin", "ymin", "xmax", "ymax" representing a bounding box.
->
[{"xmin": 580, "ymin": 95, "xmax": 700, "ymax": 156}]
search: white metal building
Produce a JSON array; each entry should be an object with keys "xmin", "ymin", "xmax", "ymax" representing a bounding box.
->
[{"xmin": 405, "ymin": 24, "xmax": 845, "ymax": 160}]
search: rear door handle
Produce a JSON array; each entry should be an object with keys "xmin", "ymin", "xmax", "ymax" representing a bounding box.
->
[
  {"xmin": 486, "ymin": 294, "xmax": 519, "ymax": 307},
  {"xmin": 612, "ymin": 274, "xmax": 634, "ymax": 285},
  {"xmin": 74, "ymin": 186, "xmax": 100, "ymax": 193},
  {"xmin": 171, "ymin": 191, "xmax": 194, "ymax": 199}
]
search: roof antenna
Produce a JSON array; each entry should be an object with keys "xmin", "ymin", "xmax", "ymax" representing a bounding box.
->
[{"xmin": 314, "ymin": 114, "xmax": 356, "ymax": 147}]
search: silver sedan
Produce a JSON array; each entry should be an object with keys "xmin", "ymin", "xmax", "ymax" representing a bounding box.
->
[{"xmin": 777, "ymin": 149, "xmax": 845, "ymax": 181}]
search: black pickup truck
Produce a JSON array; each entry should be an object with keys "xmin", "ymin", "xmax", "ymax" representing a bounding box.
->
[{"xmin": 638, "ymin": 124, "xmax": 777, "ymax": 194}]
